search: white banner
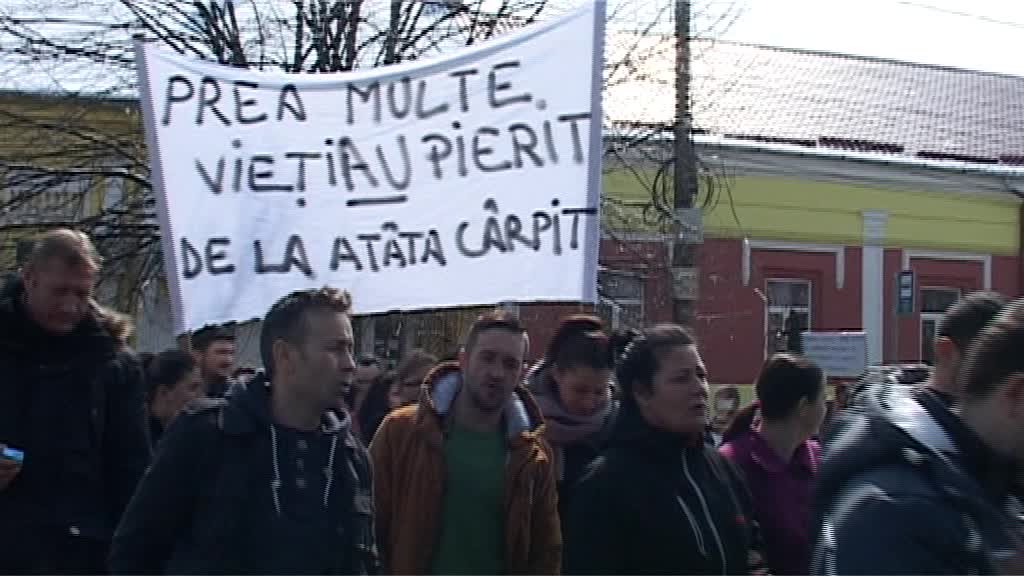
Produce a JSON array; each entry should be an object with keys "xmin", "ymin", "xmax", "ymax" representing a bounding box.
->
[
  {"xmin": 134, "ymin": 4, "xmax": 605, "ymax": 334},
  {"xmin": 802, "ymin": 331, "xmax": 868, "ymax": 379}
]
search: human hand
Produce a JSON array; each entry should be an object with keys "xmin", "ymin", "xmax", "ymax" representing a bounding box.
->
[{"xmin": 0, "ymin": 445, "xmax": 22, "ymax": 492}]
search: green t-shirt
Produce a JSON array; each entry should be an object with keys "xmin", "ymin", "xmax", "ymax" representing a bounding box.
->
[{"xmin": 431, "ymin": 423, "xmax": 507, "ymax": 575}]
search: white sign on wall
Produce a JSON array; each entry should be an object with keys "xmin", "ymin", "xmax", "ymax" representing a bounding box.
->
[
  {"xmin": 801, "ymin": 331, "xmax": 868, "ymax": 379},
  {"xmin": 134, "ymin": 4, "xmax": 605, "ymax": 334}
]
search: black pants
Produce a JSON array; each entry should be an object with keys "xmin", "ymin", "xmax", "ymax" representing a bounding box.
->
[{"xmin": 0, "ymin": 525, "xmax": 108, "ymax": 575}]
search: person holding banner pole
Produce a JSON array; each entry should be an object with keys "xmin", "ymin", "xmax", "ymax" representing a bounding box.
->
[
  {"xmin": 370, "ymin": 310, "xmax": 561, "ymax": 575},
  {"xmin": 111, "ymin": 287, "xmax": 377, "ymax": 575}
]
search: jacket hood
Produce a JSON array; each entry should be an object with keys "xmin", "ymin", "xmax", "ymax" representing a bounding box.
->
[
  {"xmin": 816, "ymin": 382, "xmax": 980, "ymax": 517},
  {"xmin": 216, "ymin": 372, "xmax": 355, "ymax": 519},
  {"xmin": 0, "ymin": 277, "xmax": 133, "ymax": 350},
  {"xmin": 220, "ymin": 372, "xmax": 350, "ymax": 437},
  {"xmin": 419, "ymin": 361, "xmax": 545, "ymax": 441}
]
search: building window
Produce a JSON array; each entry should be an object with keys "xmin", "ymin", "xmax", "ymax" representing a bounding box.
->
[
  {"xmin": 920, "ymin": 287, "xmax": 960, "ymax": 365},
  {"xmin": 766, "ymin": 279, "xmax": 811, "ymax": 356},
  {"xmin": 597, "ymin": 269, "xmax": 644, "ymax": 330}
]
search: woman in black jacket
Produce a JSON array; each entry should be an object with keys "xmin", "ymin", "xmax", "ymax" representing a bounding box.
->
[
  {"xmin": 526, "ymin": 315, "xmax": 618, "ymax": 533},
  {"xmin": 565, "ymin": 324, "xmax": 768, "ymax": 575}
]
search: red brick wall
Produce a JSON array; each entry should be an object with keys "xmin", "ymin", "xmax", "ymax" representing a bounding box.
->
[
  {"xmin": 882, "ymin": 248, "xmax": 901, "ymax": 363},
  {"xmin": 893, "ymin": 254, "xmax": 1019, "ymax": 363},
  {"xmin": 698, "ymin": 238, "xmax": 862, "ymax": 385},
  {"xmin": 517, "ymin": 237, "xmax": 674, "ymax": 364},
  {"xmin": 994, "ymin": 255, "xmax": 1020, "ymax": 298},
  {"xmin": 697, "ymin": 238, "xmax": 763, "ymax": 384}
]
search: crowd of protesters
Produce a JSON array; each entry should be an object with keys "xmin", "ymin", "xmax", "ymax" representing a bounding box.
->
[{"xmin": 3, "ymin": 228, "xmax": 1024, "ymax": 575}]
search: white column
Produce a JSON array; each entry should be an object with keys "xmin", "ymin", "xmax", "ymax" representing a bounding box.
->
[{"xmin": 862, "ymin": 211, "xmax": 888, "ymax": 365}]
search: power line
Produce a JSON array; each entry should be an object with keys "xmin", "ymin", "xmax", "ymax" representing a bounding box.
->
[{"xmin": 896, "ymin": 1, "xmax": 1024, "ymax": 29}]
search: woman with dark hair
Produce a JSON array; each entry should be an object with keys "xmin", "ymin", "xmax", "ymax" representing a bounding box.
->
[
  {"xmin": 526, "ymin": 315, "xmax": 618, "ymax": 531},
  {"xmin": 566, "ymin": 324, "xmax": 767, "ymax": 575},
  {"xmin": 718, "ymin": 354, "xmax": 826, "ymax": 575},
  {"xmin": 144, "ymin": 349, "xmax": 202, "ymax": 447}
]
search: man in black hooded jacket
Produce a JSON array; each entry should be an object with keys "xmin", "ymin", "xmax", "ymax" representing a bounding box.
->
[
  {"xmin": 812, "ymin": 298, "xmax": 1024, "ymax": 574},
  {"xmin": 110, "ymin": 287, "xmax": 377, "ymax": 574},
  {"xmin": 0, "ymin": 229, "xmax": 150, "ymax": 574}
]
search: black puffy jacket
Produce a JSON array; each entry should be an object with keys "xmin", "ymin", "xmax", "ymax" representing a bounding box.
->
[
  {"xmin": 812, "ymin": 382, "xmax": 1020, "ymax": 575},
  {"xmin": 566, "ymin": 405, "xmax": 768, "ymax": 575},
  {"xmin": 110, "ymin": 375, "xmax": 378, "ymax": 575}
]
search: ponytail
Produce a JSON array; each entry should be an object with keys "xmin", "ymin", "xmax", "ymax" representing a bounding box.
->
[{"xmin": 721, "ymin": 402, "xmax": 759, "ymax": 443}]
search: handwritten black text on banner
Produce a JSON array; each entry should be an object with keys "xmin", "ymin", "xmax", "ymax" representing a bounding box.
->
[{"xmin": 135, "ymin": 3, "xmax": 603, "ymax": 333}]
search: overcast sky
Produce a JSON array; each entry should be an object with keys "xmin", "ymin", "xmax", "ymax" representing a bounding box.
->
[
  {"xmin": 586, "ymin": 0, "xmax": 1023, "ymax": 76},
  {"xmin": 708, "ymin": 0, "xmax": 1023, "ymax": 76},
  {"xmin": 1, "ymin": 0, "xmax": 1020, "ymax": 95}
]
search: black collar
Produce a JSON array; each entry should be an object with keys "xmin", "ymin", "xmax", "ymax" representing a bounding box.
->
[
  {"xmin": 612, "ymin": 402, "xmax": 705, "ymax": 453},
  {"xmin": 922, "ymin": 395, "xmax": 1013, "ymax": 505}
]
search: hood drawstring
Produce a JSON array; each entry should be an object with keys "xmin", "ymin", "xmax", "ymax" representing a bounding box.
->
[
  {"xmin": 269, "ymin": 423, "xmax": 340, "ymax": 517},
  {"xmin": 270, "ymin": 424, "xmax": 283, "ymax": 516},
  {"xmin": 323, "ymin": 435, "xmax": 338, "ymax": 509}
]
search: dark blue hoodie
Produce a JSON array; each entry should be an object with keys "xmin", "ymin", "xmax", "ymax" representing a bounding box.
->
[
  {"xmin": 812, "ymin": 382, "xmax": 1020, "ymax": 575},
  {"xmin": 110, "ymin": 375, "xmax": 378, "ymax": 575}
]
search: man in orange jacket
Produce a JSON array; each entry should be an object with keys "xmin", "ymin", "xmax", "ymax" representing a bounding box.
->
[{"xmin": 370, "ymin": 310, "xmax": 561, "ymax": 575}]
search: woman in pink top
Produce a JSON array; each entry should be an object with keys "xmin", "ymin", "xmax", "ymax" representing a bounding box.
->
[{"xmin": 719, "ymin": 354, "xmax": 827, "ymax": 575}]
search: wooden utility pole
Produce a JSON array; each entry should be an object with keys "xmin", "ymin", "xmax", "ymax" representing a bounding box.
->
[
  {"xmin": 385, "ymin": 0, "xmax": 402, "ymax": 65},
  {"xmin": 672, "ymin": 0, "xmax": 700, "ymax": 326}
]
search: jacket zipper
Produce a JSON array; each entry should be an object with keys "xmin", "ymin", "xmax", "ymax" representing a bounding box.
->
[
  {"xmin": 676, "ymin": 493, "xmax": 707, "ymax": 556},
  {"xmin": 682, "ymin": 453, "xmax": 727, "ymax": 575}
]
